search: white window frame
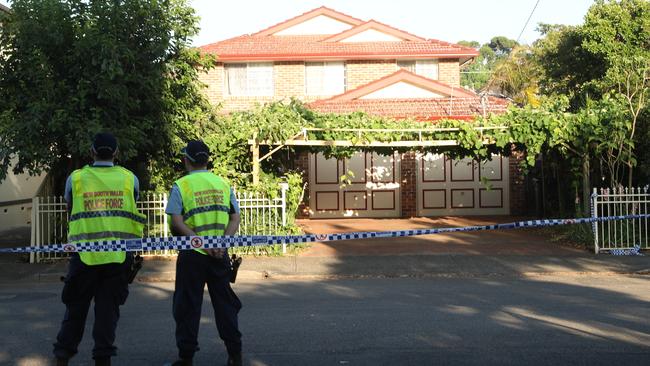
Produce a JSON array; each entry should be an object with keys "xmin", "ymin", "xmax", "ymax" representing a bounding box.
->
[
  {"xmin": 224, "ymin": 62, "xmax": 274, "ymax": 97},
  {"xmin": 305, "ymin": 61, "xmax": 346, "ymax": 96}
]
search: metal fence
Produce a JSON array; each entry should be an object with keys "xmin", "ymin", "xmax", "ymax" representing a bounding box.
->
[
  {"xmin": 30, "ymin": 184, "xmax": 288, "ymax": 263},
  {"xmin": 591, "ymin": 187, "xmax": 649, "ymax": 254}
]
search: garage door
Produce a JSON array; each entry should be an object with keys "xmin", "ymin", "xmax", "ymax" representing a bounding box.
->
[
  {"xmin": 417, "ymin": 153, "xmax": 510, "ymax": 216},
  {"xmin": 309, "ymin": 151, "xmax": 401, "ymax": 218}
]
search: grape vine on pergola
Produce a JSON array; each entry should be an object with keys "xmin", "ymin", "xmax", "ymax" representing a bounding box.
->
[{"xmin": 248, "ymin": 126, "xmax": 509, "ymax": 184}]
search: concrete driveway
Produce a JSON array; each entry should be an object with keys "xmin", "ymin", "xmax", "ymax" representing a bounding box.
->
[{"xmin": 297, "ymin": 216, "xmax": 585, "ymax": 257}]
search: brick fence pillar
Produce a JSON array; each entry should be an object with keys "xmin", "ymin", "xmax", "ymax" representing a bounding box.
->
[
  {"xmin": 509, "ymin": 149, "xmax": 527, "ymax": 215},
  {"xmin": 400, "ymin": 151, "xmax": 417, "ymax": 217}
]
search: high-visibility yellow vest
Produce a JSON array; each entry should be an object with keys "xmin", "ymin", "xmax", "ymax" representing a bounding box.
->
[
  {"xmin": 68, "ymin": 165, "xmax": 145, "ymax": 265},
  {"xmin": 174, "ymin": 172, "xmax": 231, "ymax": 255}
]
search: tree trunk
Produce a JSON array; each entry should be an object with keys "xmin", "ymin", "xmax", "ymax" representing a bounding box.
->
[{"xmin": 628, "ymin": 165, "xmax": 633, "ymax": 188}]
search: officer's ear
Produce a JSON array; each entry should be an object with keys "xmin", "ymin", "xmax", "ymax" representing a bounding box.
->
[{"xmin": 182, "ymin": 156, "xmax": 191, "ymax": 170}]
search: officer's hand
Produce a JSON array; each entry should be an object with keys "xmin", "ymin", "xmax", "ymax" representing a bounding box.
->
[{"xmin": 205, "ymin": 248, "xmax": 225, "ymax": 258}]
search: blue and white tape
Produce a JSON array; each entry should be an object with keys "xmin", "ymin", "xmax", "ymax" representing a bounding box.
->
[
  {"xmin": 0, "ymin": 214, "xmax": 647, "ymax": 255},
  {"xmin": 609, "ymin": 245, "xmax": 642, "ymax": 256}
]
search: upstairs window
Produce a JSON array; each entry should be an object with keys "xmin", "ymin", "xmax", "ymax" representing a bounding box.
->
[
  {"xmin": 224, "ymin": 63, "xmax": 274, "ymax": 96},
  {"xmin": 397, "ymin": 59, "xmax": 439, "ymax": 80},
  {"xmin": 397, "ymin": 60, "xmax": 416, "ymax": 73},
  {"xmin": 305, "ymin": 61, "xmax": 345, "ymax": 95}
]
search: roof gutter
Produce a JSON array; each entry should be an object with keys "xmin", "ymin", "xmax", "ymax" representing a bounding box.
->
[{"xmin": 201, "ymin": 53, "xmax": 479, "ymax": 62}]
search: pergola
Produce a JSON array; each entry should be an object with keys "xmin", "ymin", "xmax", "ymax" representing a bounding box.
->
[{"xmin": 248, "ymin": 126, "xmax": 508, "ymax": 184}]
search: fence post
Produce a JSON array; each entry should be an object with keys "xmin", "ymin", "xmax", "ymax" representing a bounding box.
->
[
  {"xmin": 280, "ymin": 182, "xmax": 289, "ymax": 254},
  {"xmin": 162, "ymin": 192, "xmax": 169, "ymax": 238},
  {"xmin": 591, "ymin": 188, "xmax": 599, "ymax": 254},
  {"xmin": 29, "ymin": 197, "xmax": 39, "ymax": 264}
]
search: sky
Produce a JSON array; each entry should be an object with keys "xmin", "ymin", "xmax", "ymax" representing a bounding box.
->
[{"xmin": 1, "ymin": 0, "xmax": 596, "ymax": 46}]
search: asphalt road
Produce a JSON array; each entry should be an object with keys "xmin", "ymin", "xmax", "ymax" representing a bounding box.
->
[{"xmin": 1, "ymin": 275, "xmax": 649, "ymax": 366}]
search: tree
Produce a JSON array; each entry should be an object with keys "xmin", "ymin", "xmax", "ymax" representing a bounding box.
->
[
  {"xmin": 458, "ymin": 36, "xmax": 518, "ymax": 92},
  {"xmin": 0, "ymin": 0, "xmax": 215, "ymax": 191},
  {"xmin": 533, "ymin": 0, "xmax": 650, "ymax": 188},
  {"xmin": 581, "ymin": 0, "xmax": 650, "ymax": 187},
  {"xmin": 533, "ymin": 23, "xmax": 605, "ymax": 108},
  {"xmin": 487, "ymin": 46, "xmax": 541, "ymax": 106}
]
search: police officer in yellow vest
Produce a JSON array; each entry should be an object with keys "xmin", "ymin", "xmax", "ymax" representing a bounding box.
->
[
  {"xmin": 166, "ymin": 140, "xmax": 243, "ymax": 366},
  {"xmin": 53, "ymin": 133, "xmax": 145, "ymax": 366}
]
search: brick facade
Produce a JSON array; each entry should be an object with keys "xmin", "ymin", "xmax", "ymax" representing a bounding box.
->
[
  {"xmin": 200, "ymin": 63, "xmax": 224, "ymax": 106},
  {"xmin": 438, "ymin": 59, "xmax": 460, "ymax": 87},
  {"xmin": 274, "ymin": 61, "xmax": 305, "ymax": 98},
  {"xmin": 346, "ymin": 60, "xmax": 399, "ymax": 90},
  {"xmin": 509, "ymin": 150, "xmax": 527, "ymax": 215},
  {"xmin": 199, "ymin": 59, "xmax": 462, "ymax": 113},
  {"xmin": 399, "ymin": 151, "xmax": 417, "ymax": 217}
]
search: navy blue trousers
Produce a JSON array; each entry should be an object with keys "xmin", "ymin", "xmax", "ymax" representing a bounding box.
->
[
  {"xmin": 53, "ymin": 253, "xmax": 132, "ymax": 360},
  {"xmin": 173, "ymin": 250, "xmax": 242, "ymax": 359}
]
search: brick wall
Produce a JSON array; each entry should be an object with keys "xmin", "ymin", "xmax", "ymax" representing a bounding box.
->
[
  {"xmin": 509, "ymin": 149, "xmax": 527, "ymax": 215},
  {"xmin": 400, "ymin": 151, "xmax": 417, "ymax": 217},
  {"xmin": 199, "ymin": 63, "xmax": 224, "ymax": 106},
  {"xmin": 346, "ymin": 60, "xmax": 398, "ymax": 90},
  {"xmin": 199, "ymin": 58, "xmax": 463, "ymax": 113},
  {"xmin": 274, "ymin": 61, "xmax": 305, "ymax": 98},
  {"xmin": 438, "ymin": 59, "xmax": 460, "ymax": 87}
]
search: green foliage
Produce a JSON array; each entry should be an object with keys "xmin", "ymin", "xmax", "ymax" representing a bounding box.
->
[
  {"xmin": 458, "ymin": 36, "xmax": 519, "ymax": 92},
  {"xmin": 229, "ymin": 171, "xmax": 307, "ymax": 256},
  {"xmin": 488, "ymin": 46, "xmax": 542, "ymax": 106},
  {"xmin": 533, "ymin": 0, "xmax": 649, "ymax": 188},
  {"xmin": 0, "ymin": 0, "xmax": 215, "ymax": 190}
]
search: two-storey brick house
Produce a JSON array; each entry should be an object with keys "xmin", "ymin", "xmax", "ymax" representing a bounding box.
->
[{"xmin": 199, "ymin": 6, "xmax": 523, "ymax": 219}]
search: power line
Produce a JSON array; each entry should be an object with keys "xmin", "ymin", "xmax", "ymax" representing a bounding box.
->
[{"xmin": 517, "ymin": 0, "xmax": 541, "ymax": 44}]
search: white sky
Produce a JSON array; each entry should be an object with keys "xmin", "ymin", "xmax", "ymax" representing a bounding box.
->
[
  {"xmin": 1, "ymin": 0, "xmax": 595, "ymax": 46},
  {"xmin": 189, "ymin": 0, "xmax": 595, "ymax": 46}
]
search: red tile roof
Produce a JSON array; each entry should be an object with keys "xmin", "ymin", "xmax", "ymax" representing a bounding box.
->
[
  {"xmin": 199, "ymin": 7, "xmax": 478, "ymax": 61},
  {"xmin": 308, "ymin": 70, "xmax": 509, "ymax": 120}
]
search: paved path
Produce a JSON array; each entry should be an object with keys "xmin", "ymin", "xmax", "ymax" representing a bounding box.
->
[
  {"xmin": 297, "ymin": 217, "xmax": 585, "ymax": 256},
  {"xmin": 1, "ymin": 275, "xmax": 649, "ymax": 366}
]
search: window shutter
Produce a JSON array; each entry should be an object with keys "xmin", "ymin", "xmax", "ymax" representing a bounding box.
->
[
  {"xmin": 416, "ymin": 60, "xmax": 439, "ymax": 80},
  {"xmin": 247, "ymin": 62, "xmax": 273, "ymax": 96},
  {"xmin": 305, "ymin": 62, "xmax": 324, "ymax": 95},
  {"xmin": 397, "ymin": 60, "xmax": 416, "ymax": 73},
  {"xmin": 323, "ymin": 62, "xmax": 344, "ymax": 95}
]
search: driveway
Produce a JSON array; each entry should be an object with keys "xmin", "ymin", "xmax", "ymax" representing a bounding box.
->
[{"xmin": 297, "ymin": 216, "xmax": 585, "ymax": 257}]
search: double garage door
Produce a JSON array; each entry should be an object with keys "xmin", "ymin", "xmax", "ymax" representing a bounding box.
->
[
  {"xmin": 309, "ymin": 152, "xmax": 509, "ymax": 218},
  {"xmin": 309, "ymin": 152, "xmax": 401, "ymax": 218}
]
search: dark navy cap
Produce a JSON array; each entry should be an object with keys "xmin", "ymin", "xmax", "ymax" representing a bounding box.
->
[
  {"xmin": 181, "ymin": 140, "xmax": 210, "ymax": 164},
  {"xmin": 92, "ymin": 132, "xmax": 118, "ymax": 156}
]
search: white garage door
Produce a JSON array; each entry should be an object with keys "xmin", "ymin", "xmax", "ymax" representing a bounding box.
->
[
  {"xmin": 417, "ymin": 153, "xmax": 510, "ymax": 216},
  {"xmin": 309, "ymin": 151, "xmax": 401, "ymax": 218}
]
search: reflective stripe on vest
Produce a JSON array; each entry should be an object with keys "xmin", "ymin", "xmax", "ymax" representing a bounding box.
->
[
  {"xmin": 68, "ymin": 165, "xmax": 145, "ymax": 265},
  {"xmin": 174, "ymin": 172, "xmax": 231, "ymax": 255}
]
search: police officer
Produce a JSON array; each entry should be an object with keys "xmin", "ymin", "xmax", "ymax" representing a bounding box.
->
[
  {"xmin": 166, "ymin": 140, "xmax": 243, "ymax": 366},
  {"xmin": 53, "ymin": 132, "xmax": 145, "ymax": 366}
]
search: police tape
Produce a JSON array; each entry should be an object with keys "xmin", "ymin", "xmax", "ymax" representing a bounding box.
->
[{"xmin": 0, "ymin": 214, "xmax": 647, "ymax": 254}]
